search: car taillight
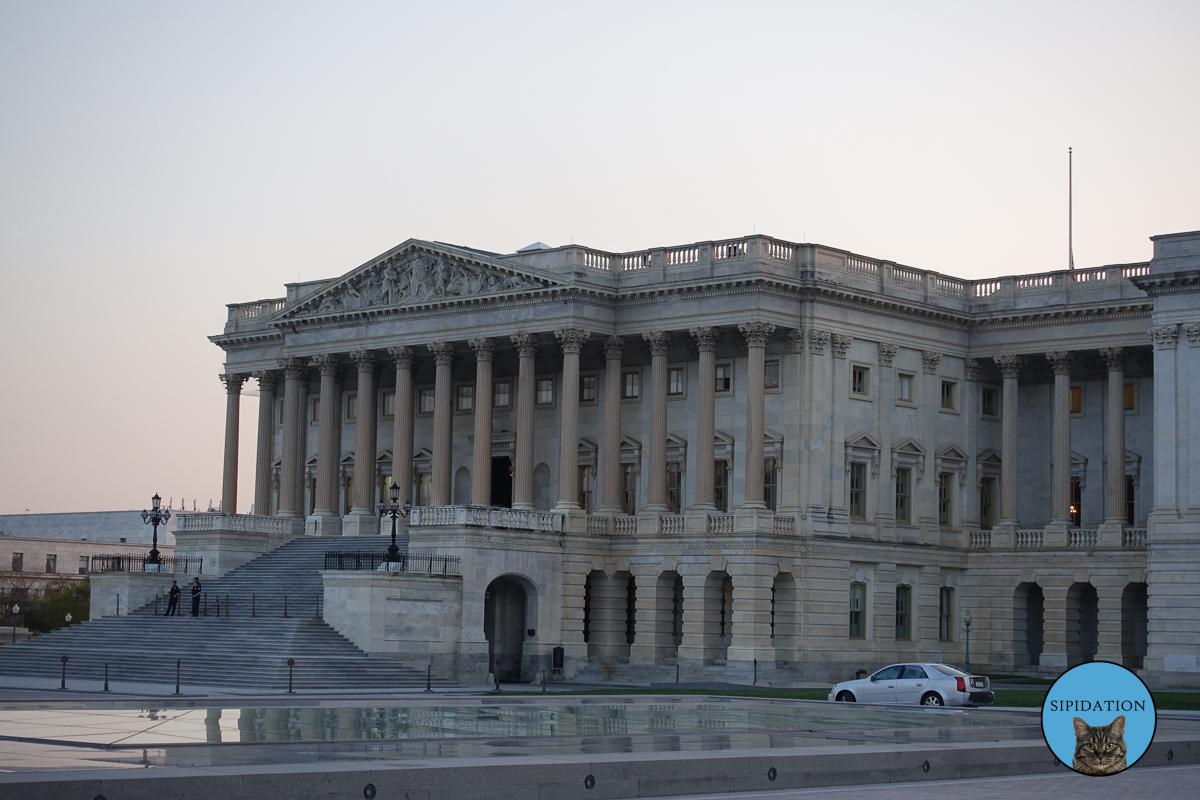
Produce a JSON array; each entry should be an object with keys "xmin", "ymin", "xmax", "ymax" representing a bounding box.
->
[{"xmin": 956, "ymin": 677, "xmax": 966, "ymax": 692}]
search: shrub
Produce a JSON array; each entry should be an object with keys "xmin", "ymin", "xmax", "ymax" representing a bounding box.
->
[{"xmin": 24, "ymin": 579, "xmax": 90, "ymax": 633}]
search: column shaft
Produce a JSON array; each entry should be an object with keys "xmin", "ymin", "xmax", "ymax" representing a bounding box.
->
[
  {"xmin": 293, "ymin": 379, "xmax": 309, "ymax": 513},
  {"xmin": 555, "ymin": 328, "xmax": 589, "ymax": 509},
  {"xmin": 428, "ymin": 342, "xmax": 455, "ymax": 506},
  {"xmin": 1048, "ymin": 352, "xmax": 1073, "ymax": 523},
  {"xmin": 739, "ymin": 322, "xmax": 774, "ymax": 508},
  {"xmin": 389, "ymin": 347, "xmax": 415, "ymax": 505},
  {"xmin": 644, "ymin": 331, "xmax": 671, "ymax": 511},
  {"xmin": 276, "ymin": 359, "xmax": 304, "ymax": 517},
  {"xmin": 511, "ymin": 335, "xmax": 536, "ymax": 510},
  {"xmin": 599, "ymin": 337, "xmax": 624, "ymax": 513},
  {"xmin": 312, "ymin": 356, "xmax": 341, "ymax": 516},
  {"xmin": 995, "ymin": 356, "xmax": 1022, "ymax": 524},
  {"xmin": 350, "ymin": 352, "xmax": 378, "ymax": 513},
  {"xmin": 690, "ymin": 328, "xmax": 717, "ymax": 508},
  {"xmin": 1103, "ymin": 349, "xmax": 1126, "ymax": 523},
  {"xmin": 252, "ymin": 371, "xmax": 277, "ymax": 516},
  {"xmin": 219, "ymin": 374, "xmax": 245, "ymax": 514},
  {"xmin": 470, "ymin": 339, "xmax": 495, "ymax": 506}
]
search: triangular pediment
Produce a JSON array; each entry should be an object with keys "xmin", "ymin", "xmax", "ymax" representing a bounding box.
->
[
  {"xmin": 892, "ymin": 438, "xmax": 925, "ymax": 456},
  {"xmin": 938, "ymin": 445, "xmax": 968, "ymax": 462},
  {"xmin": 977, "ymin": 448, "xmax": 1002, "ymax": 466},
  {"xmin": 278, "ymin": 240, "xmax": 563, "ymax": 320},
  {"xmin": 846, "ymin": 432, "xmax": 881, "ymax": 451}
]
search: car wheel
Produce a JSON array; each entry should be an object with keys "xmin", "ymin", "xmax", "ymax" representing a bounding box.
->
[
  {"xmin": 921, "ymin": 692, "xmax": 944, "ymax": 706},
  {"xmin": 836, "ymin": 691, "xmax": 855, "ymax": 702}
]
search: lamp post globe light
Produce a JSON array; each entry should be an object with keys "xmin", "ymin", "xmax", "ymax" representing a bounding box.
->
[
  {"xmin": 140, "ymin": 493, "xmax": 171, "ymax": 568},
  {"xmin": 377, "ymin": 482, "xmax": 412, "ymax": 562},
  {"xmin": 10, "ymin": 605, "xmax": 18, "ymax": 645},
  {"xmin": 963, "ymin": 609, "xmax": 973, "ymax": 674}
]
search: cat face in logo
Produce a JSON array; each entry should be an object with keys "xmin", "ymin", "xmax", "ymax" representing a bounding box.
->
[{"xmin": 1072, "ymin": 715, "xmax": 1127, "ymax": 776}]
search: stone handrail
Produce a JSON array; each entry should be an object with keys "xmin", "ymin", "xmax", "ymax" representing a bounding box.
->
[
  {"xmin": 613, "ymin": 518, "xmax": 638, "ymax": 536},
  {"xmin": 1068, "ymin": 529, "xmax": 1098, "ymax": 548},
  {"xmin": 707, "ymin": 514, "xmax": 734, "ymax": 534},
  {"xmin": 660, "ymin": 516, "xmax": 685, "ymax": 534},
  {"xmin": 586, "ymin": 517, "xmax": 608, "ymax": 536},
  {"xmin": 1015, "ymin": 530, "xmax": 1043, "ymax": 548},
  {"xmin": 970, "ymin": 531, "xmax": 992, "ymax": 549},
  {"xmin": 176, "ymin": 513, "xmax": 289, "ymax": 535},
  {"xmin": 772, "ymin": 516, "xmax": 795, "ymax": 536},
  {"xmin": 409, "ymin": 505, "xmax": 563, "ymax": 533},
  {"xmin": 1124, "ymin": 528, "xmax": 1148, "ymax": 548}
]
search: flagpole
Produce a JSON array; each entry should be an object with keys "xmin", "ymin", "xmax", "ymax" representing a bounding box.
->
[{"xmin": 1069, "ymin": 147, "xmax": 1074, "ymax": 271}]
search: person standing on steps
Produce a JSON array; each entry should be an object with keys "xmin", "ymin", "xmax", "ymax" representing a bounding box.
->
[
  {"xmin": 190, "ymin": 577, "xmax": 202, "ymax": 617},
  {"xmin": 164, "ymin": 580, "xmax": 180, "ymax": 617}
]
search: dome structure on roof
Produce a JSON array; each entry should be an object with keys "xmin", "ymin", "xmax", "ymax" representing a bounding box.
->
[{"xmin": 517, "ymin": 241, "xmax": 553, "ymax": 252}]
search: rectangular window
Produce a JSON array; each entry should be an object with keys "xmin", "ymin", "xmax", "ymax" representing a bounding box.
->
[
  {"xmin": 1070, "ymin": 476, "xmax": 1082, "ymax": 526},
  {"xmin": 342, "ymin": 475, "xmax": 353, "ymax": 515},
  {"xmin": 851, "ymin": 365, "xmax": 869, "ymax": 396},
  {"xmin": 622, "ymin": 371, "xmax": 640, "ymax": 400},
  {"xmin": 536, "ymin": 378, "xmax": 555, "ymax": 406},
  {"xmin": 849, "ymin": 583, "xmax": 866, "ymax": 639},
  {"xmin": 78, "ymin": 556, "xmax": 89, "ymax": 575},
  {"xmin": 849, "ymin": 462, "xmax": 867, "ymax": 520},
  {"xmin": 981, "ymin": 386, "xmax": 999, "ymax": 417},
  {"xmin": 980, "ymin": 477, "xmax": 995, "ymax": 530},
  {"xmin": 416, "ymin": 472, "xmax": 432, "ymax": 506},
  {"xmin": 666, "ymin": 462, "xmax": 682, "ymax": 513},
  {"xmin": 45, "ymin": 554, "xmax": 57, "ymax": 574},
  {"xmin": 714, "ymin": 461, "xmax": 729, "ymax": 512},
  {"xmin": 578, "ymin": 466, "xmax": 594, "ymax": 513},
  {"xmin": 1124, "ymin": 382, "xmax": 1136, "ymax": 411},
  {"xmin": 311, "ymin": 397, "xmax": 321, "ymax": 424},
  {"xmin": 581, "ymin": 374, "xmax": 598, "ymax": 402},
  {"xmin": 940, "ymin": 380, "xmax": 957, "ymax": 411},
  {"xmin": 622, "ymin": 464, "xmax": 637, "ymax": 515},
  {"xmin": 456, "ymin": 384, "xmax": 474, "ymax": 412},
  {"xmin": 493, "ymin": 380, "xmax": 511, "ymax": 409},
  {"xmin": 895, "ymin": 468, "xmax": 912, "ymax": 525},
  {"xmin": 939, "ymin": 587, "xmax": 954, "ymax": 641},
  {"xmin": 1126, "ymin": 474, "xmax": 1136, "ymax": 525},
  {"xmin": 275, "ymin": 397, "xmax": 284, "ymax": 427},
  {"xmin": 418, "ymin": 387, "xmax": 435, "ymax": 414},
  {"xmin": 764, "ymin": 459, "xmax": 778, "ymax": 512},
  {"xmin": 938, "ymin": 472, "xmax": 954, "ymax": 526},
  {"xmin": 897, "ymin": 373, "xmax": 914, "ymax": 403},
  {"xmin": 895, "ymin": 586, "xmax": 912, "ymax": 640},
  {"xmin": 346, "ymin": 393, "xmax": 358, "ymax": 421},
  {"xmin": 382, "ymin": 390, "xmax": 395, "ymax": 418},
  {"xmin": 764, "ymin": 360, "xmax": 780, "ymax": 390},
  {"xmin": 715, "ymin": 364, "xmax": 732, "ymax": 393},
  {"xmin": 1069, "ymin": 385, "xmax": 1083, "ymax": 414},
  {"xmin": 668, "ymin": 367, "xmax": 685, "ymax": 396},
  {"xmin": 10, "ymin": 553, "xmax": 22, "ymax": 572}
]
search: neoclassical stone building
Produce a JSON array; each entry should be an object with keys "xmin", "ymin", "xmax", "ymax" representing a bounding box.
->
[{"xmin": 199, "ymin": 229, "xmax": 1200, "ymax": 687}]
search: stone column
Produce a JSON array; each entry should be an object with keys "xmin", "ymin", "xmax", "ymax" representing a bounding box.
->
[
  {"xmin": 599, "ymin": 336, "xmax": 625, "ymax": 513},
  {"xmin": 1102, "ymin": 347, "xmax": 1127, "ymax": 525},
  {"xmin": 219, "ymin": 373, "xmax": 246, "ymax": 514},
  {"xmin": 308, "ymin": 354, "xmax": 342, "ymax": 535},
  {"xmin": 343, "ymin": 350, "xmax": 379, "ymax": 536},
  {"xmin": 676, "ymin": 573, "xmax": 706, "ymax": 667},
  {"xmin": 276, "ymin": 357, "xmax": 306, "ymax": 519},
  {"xmin": 643, "ymin": 331, "xmax": 672, "ymax": 512},
  {"xmin": 252, "ymin": 370, "xmax": 277, "ymax": 516},
  {"xmin": 589, "ymin": 571, "xmax": 630, "ymax": 659},
  {"xmin": 388, "ymin": 346, "xmax": 415, "ymax": 505},
  {"xmin": 1047, "ymin": 351, "xmax": 1074, "ymax": 524},
  {"xmin": 427, "ymin": 342, "xmax": 455, "ymax": 506},
  {"xmin": 739, "ymin": 322, "xmax": 775, "ymax": 508},
  {"xmin": 690, "ymin": 327, "xmax": 718, "ymax": 509},
  {"xmin": 726, "ymin": 561, "xmax": 776, "ymax": 666},
  {"xmin": 555, "ymin": 328, "xmax": 589, "ymax": 509},
  {"xmin": 511, "ymin": 334, "xmax": 537, "ymax": 510},
  {"xmin": 293, "ymin": 377, "xmax": 309, "ymax": 516},
  {"xmin": 994, "ymin": 355, "xmax": 1023, "ymax": 527},
  {"xmin": 470, "ymin": 338, "xmax": 495, "ymax": 506},
  {"xmin": 628, "ymin": 568, "xmax": 659, "ymax": 664}
]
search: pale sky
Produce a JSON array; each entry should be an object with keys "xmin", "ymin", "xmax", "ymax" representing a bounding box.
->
[{"xmin": 1, "ymin": 1, "xmax": 1197, "ymax": 515}]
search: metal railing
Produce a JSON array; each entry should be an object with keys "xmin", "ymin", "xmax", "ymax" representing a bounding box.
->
[
  {"xmin": 323, "ymin": 551, "xmax": 461, "ymax": 574},
  {"xmin": 90, "ymin": 554, "xmax": 203, "ymax": 574}
]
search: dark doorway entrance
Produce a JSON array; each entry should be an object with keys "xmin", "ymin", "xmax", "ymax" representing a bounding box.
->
[
  {"xmin": 1067, "ymin": 582, "xmax": 1099, "ymax": 667},
  {"xmin": 1015, "ymin": 582, "xmax": 1044, "ymax": 667},
  {"xmin": 1122, "ymin": 582, "xmax": 1148, "ymax": 670},
  {"xmin": 491, "ymin": 457, "xmax": 513, "ymax": 508},
  {"xmin": 484, "ymin": 576, "xmax": 527, "ymax": 681}
]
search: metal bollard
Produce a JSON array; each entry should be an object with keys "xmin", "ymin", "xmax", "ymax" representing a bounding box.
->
[
  {"xmin": 204, "ymin": 593, "xmax": 208, "ymax": 617},
  {"xmin": 252, "ymin": 593, "xmax": 256, "ymax": 618},
  {"xmin": 60, "ymin": 655, "xmax": 68, "ymax": 690},
  {"xmin": 155, "ymin": 596, "xmax": 160, "ymax": 616},
  {"xmin": 176, "ymin": 659, "xmax": 181, "ymax": 695},
  {"xmin": 315, "ymin": 599, "xmax": 320, "ymax": 620},
  {"xmin": 116, "ymin": 595, "xmax": 120, "ymax": 616},
  {"xmin": 753, "ymin": 658, "xmax": 757, "ymax": 686},
  {"xmin": 494, "ymin": 659, "xmax": 502, "ymax": 692},
  {"xmin": 284, "ymin": 595, "xmax": 288, "ymax": 618},
  {"xmin": 287, "ymin": 658, "xmax": 295, "ymax": 693},
  {"xmin": 226, "ymin": 595, "xmax": 230, "ymax": 618},
  {"xmin": 676, "ymin": 663, "xmax": 680, "ymax": 684},
  {"xmin": 541, "ymin": 669, "xmax": 546, "ymax": 693},
  {"xmin": 104, "ymin": 663, "xmax": 109, "ymax": 692}
]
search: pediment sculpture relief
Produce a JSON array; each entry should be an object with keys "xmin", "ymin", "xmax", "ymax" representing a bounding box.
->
[{"xmin": 295, "ymin": 251, "xmax": 548, "ymax": 317}]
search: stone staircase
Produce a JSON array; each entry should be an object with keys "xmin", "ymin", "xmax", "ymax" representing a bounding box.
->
[{"xmin": 0, "ymin": 537, "xmax": 454, "ymax": 691}]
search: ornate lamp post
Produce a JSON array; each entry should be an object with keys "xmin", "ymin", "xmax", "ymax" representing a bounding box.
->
[
  {"xmin": 10, "ymin": 604, "xmax": 18, "ymax": 644},
  {"xmin": 964, "ymin": 609, "xmax": 973, "ymax": 674},
  {"xmin": 141, "ymin": 493, "xmax": 171, "ymax": 567},
  {"xmin": 377, "ymin": 482, "xmax": 412, "ymax": 562}
]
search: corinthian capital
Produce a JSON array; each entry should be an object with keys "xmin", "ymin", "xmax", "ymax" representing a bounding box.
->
[
  {"xmin": 603, "ymin": 335, "xmax": 625, "ymax": 361},
  {"xmin": 253, "ymin": 369, "xmax": 277, "ymax": 392},
  {"xmin": 785, "ymin": 329, "xmax": 805, "ymax": 354},
  {"xmin": 277, "ymin": 357, "xmax": 307, "ymax": 379},
  {"xmin": 310, "ymin": 353, "xmax": 339, "ymax": 376},
  {"xmin": 469, "ymin": 338, "xmax": 496, "ymax": 362},
  {"xmin": 922, "ymin": 350, "xmax": 942, "ymax": 375},
  {"xmin": 831, "ymin": 334, "xmax": 853, "ymax": 359},
  {"xmin": 511, "ymin": 333, "xmax": 538, "ymax": 358},
  {"xmin": 809, "ymin": 330, "xmax": 829, "ymax": 355},
  {"xmin": 963, "ymin": 358, "xmax": 980, "ymax": 381},
  {"xmin": 350, "ymin": 350, "xmax": 377, "ymax": 372},
  {"xmin": 690, "ymin": 326, "xmax": 719, "ymax": 353},
  {"xmin": 219, "ymin": 373, "xmax": 247, "ymax": 394},
  {"xmin": 642, "ymin": 330, "xmax": 673, "ymax": 356},
  {"xmin": 1148, "ymin": 324, "xmax": 1178, "ymax": 350},
  {"xmin": 1185, "ymin": 322, "xmax": 1200, "ymax": 347},
  {"xmin": 387, "ymin": 345, "xmax": 415, "ymax": 369},
  {"xmin": 555, "ymin": 328, "xmax": 590, "ymax": 354},
  {"xmin": 878, "ymin": 342, "xmax": 898, "ymax": 366},
  {"xmin": 1099, "ymin": 346, "xmax": 1126, "ymax": 372},
  {"xmin": 993, "ymin": 354, "xmax": 1024, "ymax": 378},
  {"xmin": 427, "ymin": 341, "xmax": 456, "ymax": 365},
  {"xmin": 1045, "ymin": 350, "xmax": 1074, "ymax": 375},
  {"xmin": 738, "ymin": 321, "xmax": 775, "ymax": 348}
]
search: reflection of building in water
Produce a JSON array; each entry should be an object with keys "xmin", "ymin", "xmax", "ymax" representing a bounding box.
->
[{"xmin": 199, "ymin": 230, "xmax": 1200, "ymax": 687}]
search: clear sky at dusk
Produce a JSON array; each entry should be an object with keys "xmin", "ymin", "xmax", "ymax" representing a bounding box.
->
[{"xmin": 1, "ymin": 1, "xmax": 1197, "ymax": 514}]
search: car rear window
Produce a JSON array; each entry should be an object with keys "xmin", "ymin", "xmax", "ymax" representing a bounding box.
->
[{"xmin": 930, "ymin": 664, "xmax": 971, "ymax": 677}]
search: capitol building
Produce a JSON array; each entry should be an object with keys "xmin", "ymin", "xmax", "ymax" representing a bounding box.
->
[{"xmin": 192, "ymin": 227, "xmax": 1200, "ymax": 687}]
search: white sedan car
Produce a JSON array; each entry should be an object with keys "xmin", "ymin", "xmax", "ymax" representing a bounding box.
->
[{"xmin": 827, "ymin": 662, "xmax": 994, "ymax": 707}]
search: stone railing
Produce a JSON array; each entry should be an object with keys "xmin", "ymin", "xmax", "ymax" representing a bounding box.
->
[
  {"xmin": 176, "ymin": 513, "xmax": 290, "ymax": 535},
  {"xmin": 586, "ymin": 516, "xmax": 608, "ymax": 536},
  {"xmin": 970, "ymin": 531, "xmax": 992, "ymax": 549},
  {"xmin": 1068, "ymin": 529, "xmax": 1098, "ymax": 548},
  {"xmin": 660, "ymin": 516, "xmax": 685, "ymax": 535},
  {"xmin": 613, "ymin": 517, "xmax": 638, "ymax": 536},
  {"xmin": 1124, "ymin": 528, "xmax": 1148, "ymax": 549},
  {"xmin": 1015, "ymin": 530, "xmax": 1044, "ymax": 548},
  {"xmin": 772, "ymin": 516, "xmax": 795, "ymax": 536},
  {"xmin": 707, "ymin": 514, "xmax": 734, "ymax": 534},
  {"xmin": 409, "ymin": 505, "xmax": 563, "ymax": 532}
]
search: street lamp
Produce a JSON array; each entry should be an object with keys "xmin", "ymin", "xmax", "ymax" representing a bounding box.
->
[
  {"xmin": 963, "ymin": 609, "xmax": 973, "ymax": 674},
  {"xmin": 65, "ymin": 613, "xmax": 72, "ymax": 627},
  {"xmin": 141, "ymin": 493, "xmax": 171, "ymax": 567},
  {"xmin": 10, "ymin": 605, "xmax": 18, "ymax": 644},
  {"xmin": 377, "ymin": 482, "xmax": 412, "ymax": 562}
]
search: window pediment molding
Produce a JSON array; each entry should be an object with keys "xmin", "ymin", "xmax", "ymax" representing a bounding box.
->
[
  {"xmin": 890, "ymin": 438, "xmax": 926, "ymax": 482},
  {"xmin": 935, "ymin": 444, "xmax": 968, "ymax": 487},
  {"xmin": 844, "ymin": 431, "xmax": 881, "ymax": 478}
]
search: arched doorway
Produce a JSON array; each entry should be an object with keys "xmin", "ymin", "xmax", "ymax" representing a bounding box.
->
[
  {"xmin": 1121, "ymin": 582, "xmax": 1148, "ymax": 670},
  {"xmin": 484, "ymin": 576, "xmax": 529, "ymax": 681},
  {"xmin": 704, "ymin": 571, "xmax": 733, "ymax": 662},
  {"xmin": 1067, "ymin": 582, "xmax": 1099, "ymax": 667},
  {"xmin": 1014, "ymin": 582, "xmax": 1044, "ymax": 668}
]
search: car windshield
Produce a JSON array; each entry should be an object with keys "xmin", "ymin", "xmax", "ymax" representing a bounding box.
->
[
  {"xmin": 871, "ymin": 665, "xmax": 903, "ymax": 681},
  {"xmin": 929, "ymin": 664, "xmax": 972, "ymax": 678}
]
